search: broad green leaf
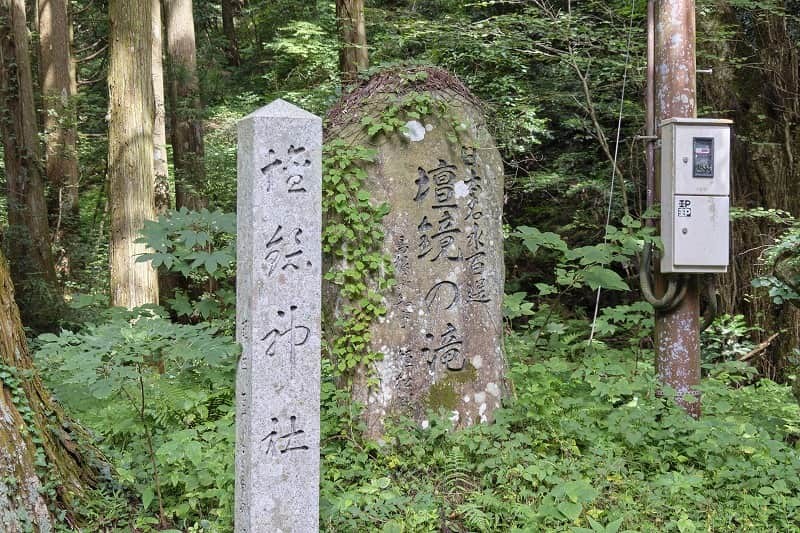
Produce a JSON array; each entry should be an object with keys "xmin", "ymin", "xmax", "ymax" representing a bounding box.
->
[
  {"xmin": 582, "ymin": 266, "xmax": 629, "ymax": 291},
  {"xmin": 141, "ymin": 486, "xmax": 154, "ymax": 510},
  {"xmin": 382, "ymin": 521, "xmax": 403, "ymax": 533},
  {"xmin": 558, "ymin": 501, "xmax": 582, "ymax": 521}
]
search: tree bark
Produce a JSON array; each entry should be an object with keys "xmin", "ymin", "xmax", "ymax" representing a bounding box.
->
[
  {"xmin": 0, "ymin": 250, "xmax": 105, "ymax": 529},
  {"xmin": 36, "ymin": 0, "xmax": 80, "ymax": 276},
  {"xmin": 108, "ymin": 0, "xmax": 160, "ymax": 308},
  {"xmin": 0, "ymin": 0, "xmax": 60, "ymax": 325},
  {"xmin": 165, "ymin": 0, "xmax": 205, "ymax": 210},
  {"xmin": 699, "ymin": 3, "xmax": 800, "ymax": 378},
  {"xmin": 221, "ymin": 0, "xmax": 240, "ymax": 67},
  {"xmin": 336, "ymin": 0, "xmax": 368, "ymax": 84},
  {"xmin": 38, "ymin": 0, "xmax": 80, "ymax": 277},
  {"xmin": 153, "ymin": 0, "xmax": 170, "ymax": 215}
]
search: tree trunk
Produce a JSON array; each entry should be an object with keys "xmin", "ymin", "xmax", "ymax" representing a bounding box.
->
[
  {"xmin": 108, "ymin": 0, "xmax": 160, "ymax": 308},
  {"xmin": 699, "ymin": 3, "xmax": 800, "ymax": 377},
  {"xmin": 165, "ymin": 0, "xmax": 205, "ymax": 210},
  {"xmin": 221, "ymin": 0, "xmax": 240, "ymax": 67},
  {"xmin": 38, "ymin": 0, "xmax": 80, "ymax": 278},
  {"xmin": 0, "ymin": 0, "xmax": 60, "ymax": 326},
  {"xmin": 0, "ymin": 250, "xmax": 105, "ymax": 529},
  {"xmin": 335, "ymin": 0, "xmax": 368, "ymax": 84},
  {"xmin": 153, "ymin": 0, "xmax": 170, "ymax": 215}
]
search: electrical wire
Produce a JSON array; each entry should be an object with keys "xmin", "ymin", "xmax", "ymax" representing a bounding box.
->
[
  {"xmin": 639, "ymin": 243, "xmax": 686, "ymax": 311},
  {"xmin": 588, "ymin": 0, "xmax": 637, "ymax": 345}
]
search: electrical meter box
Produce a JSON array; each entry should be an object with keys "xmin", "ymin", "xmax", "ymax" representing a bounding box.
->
[{"xmin": 660, "ymin": 118, "xmax": 733, "ymax": 273}]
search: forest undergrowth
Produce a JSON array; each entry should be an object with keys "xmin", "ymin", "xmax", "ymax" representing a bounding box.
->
[
  {"xmin": 33, "ymin": 204, "xmax": 800, "ymax": 531},
  {"xmin": 34, "ymin": 295, "xmax": 800, "ymax": 532}
]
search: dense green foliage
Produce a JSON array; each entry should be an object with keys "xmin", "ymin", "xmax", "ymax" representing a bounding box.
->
[
  {"xmin": 320, "ymin": 335, "xmax": 800, "ymax": 532},
  {"xmin": 36, "ymin": 305, "xmax": 238, "ymax": 529},
  {"xmin": 322, "ymin": 141, "xmax": 393, "ymax": 377},
  {"xmin": 753, "ymin": 219, "xmax": 800, "ymax": 305},
  {"xmin": 35, "ymin": 291, "xmax": 800, "ymax": 531},
  {"xmin": 32, "ymin": 199, "xmax": 800, "ymax": 531}
]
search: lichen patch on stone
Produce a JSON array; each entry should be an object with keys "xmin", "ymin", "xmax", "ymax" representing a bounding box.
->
[{"xmin": 403, "ymin": 120, "xmax": 426, "ymax": 142}]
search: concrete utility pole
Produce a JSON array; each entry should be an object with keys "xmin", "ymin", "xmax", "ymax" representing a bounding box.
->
[{"xmin": 652, "ymin": 0, "xmax": 701, "ymax": 416}]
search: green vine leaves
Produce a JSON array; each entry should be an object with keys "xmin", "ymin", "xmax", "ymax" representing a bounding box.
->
[{"xmin": 322, "ymin": 90, "xmax": 465, "ymax": 380}]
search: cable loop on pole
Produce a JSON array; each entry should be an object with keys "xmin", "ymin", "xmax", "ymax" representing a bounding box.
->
[{"xmin": 639, "ymin": 242, "xmax": 686, "ymax": 310}]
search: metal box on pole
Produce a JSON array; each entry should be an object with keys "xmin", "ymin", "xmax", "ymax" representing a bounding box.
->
[{"xmin": 660, "ymin": 118, "xmax": 733, "ymax": 274}]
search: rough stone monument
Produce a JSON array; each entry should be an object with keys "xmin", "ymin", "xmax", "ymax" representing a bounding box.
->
[
  {"xmin": 236, "ymin": 100, "xmax": 322, "ymax": 532},
  {"xmin": 325, "ymin": 68, "xmax": 506, "ymax": 437}
]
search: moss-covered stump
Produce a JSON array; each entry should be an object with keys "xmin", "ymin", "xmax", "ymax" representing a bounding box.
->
[{"xmin": 325, "ymin": 67, "xmax": 507, "ymax": 437}]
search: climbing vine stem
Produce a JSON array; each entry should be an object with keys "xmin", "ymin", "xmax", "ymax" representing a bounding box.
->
[
  {"xmin": 322, "ymin": 140, "xmax": 394, "ymax": 377},
  {"xmin": 322, "ymin": 89, "xmax": 465, "ymax": 380}
]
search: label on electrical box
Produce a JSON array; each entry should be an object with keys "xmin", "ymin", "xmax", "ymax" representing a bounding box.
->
[
  {"xmin": 677, "ymin": 199, "xmax": 692, "ymax": 217},
  {"xmin": 693, "ymin": 137, "xmax": 714, "ymax": 178}
]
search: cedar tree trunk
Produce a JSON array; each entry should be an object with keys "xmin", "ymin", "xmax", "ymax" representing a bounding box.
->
[
  {"xmin": 0, "ymin": 0, "xmax": 60, "ymax": 324},
  {"xmin": 153, "ymin": 0, "xmax": 170, "ymax": 214},
  {"xmin": 108, "ymin": 0, "xmax": 160, "ymax": 308},
  {"xmin": 0, "ymin": 250, "xmax": 106, "ymax": 529},
  {"xmin": 221, "ymin": 0, "xmax": 240, "ymax": 67},
  {"xmin": 336, "ymin": 0, "xmax": 368, "ymax": 84},
  {"xmin": 38, "ymin": 0, "xmax": 80, "ymax": 276},
  {"xmin": 166, "ymin": 0, "xmax": 205, "ymax": 210}
]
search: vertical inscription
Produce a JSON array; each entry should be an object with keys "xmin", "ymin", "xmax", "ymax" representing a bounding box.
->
[
  {"xmin": 392, "ymin": 235, "xmax": 413, "ymax": 329},
  {"xmin": 394, "ymin": 347, "xmax": 416, "ymax": 403},
  {"xmin": 237, "ymin": 100, "xmax": 321, "ymax": 532},
  {"xmin": 405, "ymin": 147, "xmax": 493, "ymax": 382},
  {"xmin": 461, "ymin": 146, "xmax": 490, "ymax": 304},
  {"xmin": 415, "ymin": 160, "xmax": 464, "ymax": 262}
]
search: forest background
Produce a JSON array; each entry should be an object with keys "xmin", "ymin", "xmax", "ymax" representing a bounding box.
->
[{"xmin": 0, "ymin": 0, "xmax": 800, "ymax": 531}]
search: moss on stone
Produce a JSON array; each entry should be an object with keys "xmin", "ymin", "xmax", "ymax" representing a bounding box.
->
[{"xmin": 424, "ymin": 363, "xmax": 478, "ymax": 411}]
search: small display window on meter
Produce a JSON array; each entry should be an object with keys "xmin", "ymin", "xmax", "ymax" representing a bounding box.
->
[{"xmin": 692, "ymin": 137, "xmax": 714, "ymax": 178}]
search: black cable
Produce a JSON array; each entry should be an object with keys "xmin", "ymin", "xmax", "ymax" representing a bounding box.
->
[
  {"xmin": 639, "ymin": 242, "xmax": 685, "ymax": 310},
  {"xmin": 700, "ymin": 275, "xmax": 718, "ymax": 332}
]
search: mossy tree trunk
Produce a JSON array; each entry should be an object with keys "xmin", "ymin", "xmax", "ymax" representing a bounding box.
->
[
  {"xmin": 38, "ymin": 0, "xmax": 80, "ymax": 277},
  {"xmin": 699, "ymin": 3, "xmax": 800, "ymax": 376},
  {"xmin": 166, "ymin": 0, "xmax": 205, "ymax": 210},
  {"xmin": 0, "ymin": 250, "xmax": 105, "ymax": 530},
  {"xmin": 108, "ymin": 0, "xmax": 160, "ymax": 308},
  {"xmin": 0, "ymin": 0, "xmax": 61, "ymax": 327}
]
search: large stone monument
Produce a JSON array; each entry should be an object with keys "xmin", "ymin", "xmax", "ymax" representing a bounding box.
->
[
  {"xmin": 325, "ymin": 68, "xmax": 506, "ymax": 437},
  {"xmin": 236, "ymin": 100, "xmax": 322, "ymax": 532}
]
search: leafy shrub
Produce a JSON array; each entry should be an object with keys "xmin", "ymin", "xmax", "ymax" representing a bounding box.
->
[
  {"xmin": 752, "ymin": 220, "xmax": 800, "ymax": 306},
  {"xmin": 701, "ymin": 314, "xmax": 758, "ymax": 364},
  {"xmin": 36, "ymin": 289, "xmax": 800, "ymax": 532},
  {"xmin": 36, "ymin": 307, "xmax": 238, "ymax": 531},
  {"xmin": 136, "ymin": 208, "xmax": 236, "ymax": 324}
]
